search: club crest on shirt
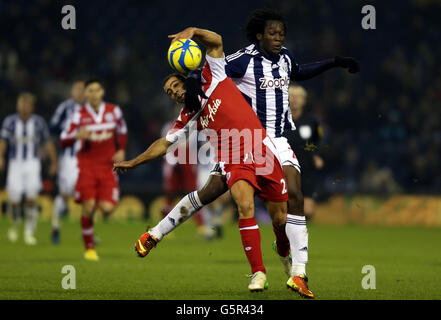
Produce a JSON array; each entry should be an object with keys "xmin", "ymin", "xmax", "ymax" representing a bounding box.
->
[{"xmin": 105, "ymin": 113, "xmax": 114, "ymax": 122}]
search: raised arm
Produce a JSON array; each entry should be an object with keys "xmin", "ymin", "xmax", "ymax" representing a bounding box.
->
[
  {"xmin": 168, "ymin": 27, "xmax": 223, "ymax": 58},
  {"xmin": 292, "ymin": 56, "xmax": 360, "ymax": 82},
  {"xmin": 113, "ymin": 137, "xmax": 172, "ymax": 173}
]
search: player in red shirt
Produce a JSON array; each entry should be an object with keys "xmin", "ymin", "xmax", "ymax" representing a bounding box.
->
[
  {"xmin": 61, "ymin": 78, "xmax": 127, "ymax": 261},
  {"xmin": 114, "ymin": 28, "xmax": 289, "ymax": 291}
]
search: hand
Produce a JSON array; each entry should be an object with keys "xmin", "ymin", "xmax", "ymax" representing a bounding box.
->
[
  {"xmin": 113, "ymin": 160, "xmax": 135, "ymax": 174},
  {"xmin": 48, "ymin": 161, "xmax": 58, "ymax": 177},
  {"xmin": 168, "ymin": 27, "xmax": 196, "ymax": 43},
  {"xmin": 313, "ymin": 155, "xmax": 324, "ymax": 170},
  {"xmin": 334, "ymin": 56, "xmax": 360, "ymax": 73},
  {"xmin": 111, "ymin": 149, "xmax": 126, "ymax": 163},
  {"xmin": 76, "ymin": 127, "xmax": 91, "ymax": 140}
]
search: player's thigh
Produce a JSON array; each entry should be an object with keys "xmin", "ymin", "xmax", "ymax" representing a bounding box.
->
[
  {"xmin": 6, "ymin": 162, "xmax": 24, "ymax": 203},
  {"xmin": 97, "ymin": 169, "xmax": 119, "ymax": 206},
  {"xmin": 283, "ymin": 165, "xmax": 303, "ymax": 199},
  {"xmin": 58, "ymin": 156, "xmax": 79, "ymax": 196},
  {"xmin": 75, "ymin": 168, "xmax": 98, "ymax": 204},
  {"xmin": 98, "ymin": 200, "xmax": 115, "ymax": 213},
  {"xmin": 197, "ymin": 173, "xmax": 228, "ymax": 205},
  {"xmin": 23, "ymin": 161, "xmax": 42, "ymax": 202}
]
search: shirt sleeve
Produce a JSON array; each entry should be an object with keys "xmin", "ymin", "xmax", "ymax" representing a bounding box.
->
[
  {"xmin": 60, "ymin": 110, "xmax": 81, "ymax": 147},
  {"xmin": 38, "ymin": 117, "xmax": 50, "ymax": 143},
  {"xmin": 49, "ymin": 102, "xmax": 66, "ymax": 135},
  {"xmin": 114, "ymin": 106, "xmax": 128, "ymax": 150},
  {"xmin": 202, "ymin": 54, "xmax": 227, "ymax": 84},
  {"xmin": 0, "ymin": 116, "xmax": 13, "ymax": 141},
  {"xmin": 165, "ymin": 107, "xmax": 196, "ymax": 144},
  {"xmin": 225, "ymin": 52, "xmax": 252, "ymax": 78}
]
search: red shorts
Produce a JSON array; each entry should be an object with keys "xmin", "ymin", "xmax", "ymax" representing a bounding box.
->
[
  {"xmin": 75, "ymin": 165, "xmax": 119, "ymax": 205},
  {"xmin": 223, "ymin": 140, "xmax": 288, "ymax": 203}
]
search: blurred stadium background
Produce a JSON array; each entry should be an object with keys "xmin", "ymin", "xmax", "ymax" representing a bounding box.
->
[{"xmin": 0, "ymin": 0, "xmax": 440, "ymax": 227}]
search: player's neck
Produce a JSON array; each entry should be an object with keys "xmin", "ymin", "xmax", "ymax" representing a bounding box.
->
[
  {"xmin": 19, "ymin": 114, "xmax": 31, "ymax": 122},
  {"xmin": 89, "ymin": 101, "xmax": 102, "ymax": 111}
]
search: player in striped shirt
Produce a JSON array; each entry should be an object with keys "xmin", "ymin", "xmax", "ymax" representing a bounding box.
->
[
  {"xmin": 222, "ymin": 9, "xmax": 359, "ymax": 298},
  {"xmin": 49, "ymin": 79, "xmax": 85, "ymax": 244},
  {"xmin": 0, "ymin": 92, "xmax": 58, "ymax": 245}
]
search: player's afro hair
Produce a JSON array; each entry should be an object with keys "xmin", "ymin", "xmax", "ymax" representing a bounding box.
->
[{"xmin": 246, "ymin": 8, "xmax": 287, "ymax": 43}]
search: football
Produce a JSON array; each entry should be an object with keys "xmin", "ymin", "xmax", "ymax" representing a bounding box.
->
[{"xmin": 167, "ymin": 39, "xmax": 202, "ymax": 73}]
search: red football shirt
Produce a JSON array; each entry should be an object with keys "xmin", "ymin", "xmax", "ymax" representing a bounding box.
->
[
  {"xmin": 61, "ymin": 102, "xmax": 128, "ymax": 168},
  {"xmin": 166, "ymin": 54, "xmax": 267, "ymax": 164}
]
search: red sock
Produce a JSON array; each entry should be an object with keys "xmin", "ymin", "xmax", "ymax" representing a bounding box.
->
[
  {"xmin": 81, "ymin": 215, "xmax": 94, "ymax": 250},
  {"xmin": 239, "ymin": 218, "xmax": 266, "ymax": 274},
  {"xmin": 272, "ymin": 223, "xmax": 290, "ymax": 258}
]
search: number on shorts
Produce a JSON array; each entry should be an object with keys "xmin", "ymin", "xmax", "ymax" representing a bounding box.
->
[{"xmin": 280, "ymin": 178, "xmax": 287, "ymax": 194}]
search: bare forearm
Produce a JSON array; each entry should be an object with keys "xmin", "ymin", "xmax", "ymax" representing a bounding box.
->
[
  {"xmin": 193, "ymin": 28, "xmax": 222, "ymax": 50},
  {"xmin": 130, "ymin": 137, "xmax": 171, "ymax": 167}
]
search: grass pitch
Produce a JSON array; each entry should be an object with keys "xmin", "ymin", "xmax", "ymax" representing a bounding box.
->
[{"xmin": 0, "ymin": 218, "xmax": 440, "ymax": 300}]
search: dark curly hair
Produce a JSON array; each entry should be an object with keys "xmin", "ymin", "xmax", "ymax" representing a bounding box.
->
[{"xmin": 246, "ymin": 8, "xmax": 287, "ymax": 43}]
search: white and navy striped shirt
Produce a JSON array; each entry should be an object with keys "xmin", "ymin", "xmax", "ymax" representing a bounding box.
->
[
  {"xmin": 50, "ymin": 98, "xmax": 81, "ymax": 156},
  {"xmin": 0, "ymin": 113, "xmax": 50, "ymax": 161},
  {"xmin": 225, "ymin": 43, "xmax": 297, "ymax": 138}
]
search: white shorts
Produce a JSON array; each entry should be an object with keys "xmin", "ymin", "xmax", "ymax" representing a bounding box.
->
[
  {"xmin": 272, "ymin": 137, "xmax": 301, "ymax": 173},
  {"xmin": 7, "ymin": 160, "xmax": 42, "ymax": 202},
  {"xmin": 58, "ymin": 154, "xmax": 79, "ymax": 196}
]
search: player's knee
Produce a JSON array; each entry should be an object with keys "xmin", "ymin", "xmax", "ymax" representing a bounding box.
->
[
  {"xmin": 83, "ymin": 200, "xmax": 96, "ymax": 216},
  {"xmin": 198, "ymin": 175, "xmax": 227, "ymax": 205},
  {"xmin": 236, "ymin": 199, "xmax": 254, "ymax": 218},
  {"xmin": 99, "ymin": 201, "xmax": 114, "ymax": 214}
]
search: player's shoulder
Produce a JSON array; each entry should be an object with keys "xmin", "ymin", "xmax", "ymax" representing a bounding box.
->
[
  {"xmin": 104, "ymin": 102, "xmax": 124, "ymax": 119},
  {"xmin": 31, "ymin": 113, "xmax": 47, "ymax": 124},
  {"xmin": 2, "ymin": 113, "xmax": 19, "ymax": 124},
  {"xmin": 226, "ymin": 44, "xmax": 258, "ymax": 63},
  {"xmin": 280, "ymin": 47, "xmax": 294, "ymax": 60}
]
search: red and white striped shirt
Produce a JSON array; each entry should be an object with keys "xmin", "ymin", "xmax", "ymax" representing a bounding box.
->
[{"xmin": 61, "ymin": 102, "xmax": 127, "ymax": 168}]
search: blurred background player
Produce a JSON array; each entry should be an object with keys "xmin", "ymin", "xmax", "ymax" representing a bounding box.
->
[
  {"xmin": 284, "ymin": 85, "xmax": 325, "ymax": 220},
  {"xmin": 60, "ymin": 78, "xmax": 127, "ymax": 261},
  {"xmin": 49, "ymin": 79, "xmax": 85, "ymax": 244},
  {"xmin": 0, "ymin": 92, "xmax": 57, "ymax": 245}
]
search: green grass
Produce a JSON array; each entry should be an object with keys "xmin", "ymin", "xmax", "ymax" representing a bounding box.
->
[{"xmin": 0, "ymin": 218, "xmax": 440, "ymax": 300}]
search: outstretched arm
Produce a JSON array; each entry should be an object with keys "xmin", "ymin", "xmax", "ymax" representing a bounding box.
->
[
  {"xmin": 168, "ymin": 27, "xmax": 223, "ymax": 58},
  {"xmin": 293, "ymin": 56, "xmax": 360, "ymax": 82},
  {"xmin": 113, "ymin": 137, "xmax": 172, "ymax": 173}
]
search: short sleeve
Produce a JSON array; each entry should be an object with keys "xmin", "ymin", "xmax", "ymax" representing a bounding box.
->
[
  {"xmin": 1, "ymin": 116, "xmax": 12, "ymax": 140},
  {"xmin": 165, "ymin": 107, "xmax": 197, "ymax": 144},
  {"xmin": 202, "ymin": 54, "xmax": 227, "ymax": 83},
  {"xmin": 225, "ymin": 52, "xmax": 252, "ymax": 78}
]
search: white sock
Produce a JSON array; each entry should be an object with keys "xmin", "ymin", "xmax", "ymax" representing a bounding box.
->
[
  {"xmin": 150, "ymin": 191, "xmax": 203, "ymax": 241},
  {"xmin": 52, "ymin": 195, "xmax": 66, "ymax": 229},
  {"xmin": 286, "ymin": 214, "xmax": 308, "ymax": 276},
  {"xmin": 24, "ymin": 205, "xmax": 39, "ymax": 237}
]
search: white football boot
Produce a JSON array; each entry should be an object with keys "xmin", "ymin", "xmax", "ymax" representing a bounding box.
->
[{"xmin": 248, "ymin": 271, "xmax": 269, "ymax": 292}]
